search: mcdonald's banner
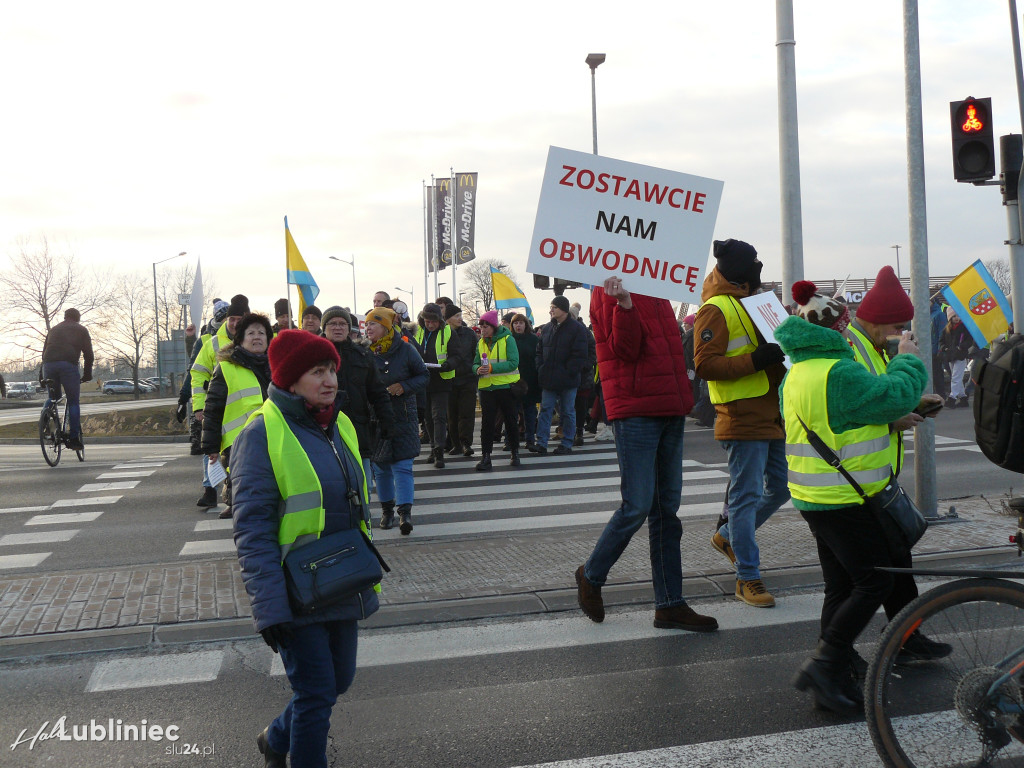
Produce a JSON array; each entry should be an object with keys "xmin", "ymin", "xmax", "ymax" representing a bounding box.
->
[
  {"xmin": 426, "ymin": 185, "xmax": 437, "ymax": 273},
  {"xmin": 455, "ymin": 172, "xmax": 478, "ymax": 264},
  {"xmin": 285, "ymin": 216, "xmax": 319, "ymax": 317},
  {"xmin": 435, "ymin": 179, "xmax": 454, "ymax": 271},
  {"xmin": 941, "ymin": 259, "xmax": 1012, "ymax": 348}
]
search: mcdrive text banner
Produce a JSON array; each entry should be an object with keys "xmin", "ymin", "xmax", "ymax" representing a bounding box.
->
[
  {"xmin": 455, "ymin": 172, "xmax": 477, "ymax": 265},
  {"xmin": 435, "ymin": 179, "xmax": 453, "ymax": 271}
]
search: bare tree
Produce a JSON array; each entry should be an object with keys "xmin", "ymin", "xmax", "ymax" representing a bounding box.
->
[
  {"xmin": 984, "ymin": 257, "xmax": 1012, "ymax": 299},
  {"xmin": 458, "ymin": 259, "xmax": 519, "ymax": 315},
  {"xmin": 96, "ymin": 273, "xmax": 155, "ymax": 397},
  {"xmin": 0, "ymin": 237, "xmax": 114, "ymax": 360}
]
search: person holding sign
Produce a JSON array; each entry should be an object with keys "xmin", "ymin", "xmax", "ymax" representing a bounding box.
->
[{"xmin": 694, "ymin": 239, "xmax": 789, "ymax": 609}]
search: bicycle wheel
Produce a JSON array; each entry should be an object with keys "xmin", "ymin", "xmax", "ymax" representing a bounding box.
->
[
  {"xmin": 64, "ymin": 404, "xmax": 85, "ymax": 461},
  {"xmin": 38, "ymin": 409, "xmax": 61, "ymax": 467},
  {"xmin": 866, "ymin": 577, "xmax": 1024, "ymax": 768}
]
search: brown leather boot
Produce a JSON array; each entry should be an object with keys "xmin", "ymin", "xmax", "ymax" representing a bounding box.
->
[
  {"xmin": 575, "ymin": 566, "xmax": 604, "ymax": 622},
  {"xmin": 653, "ymin": 603, "xmax": 719, "ymax": 632}
]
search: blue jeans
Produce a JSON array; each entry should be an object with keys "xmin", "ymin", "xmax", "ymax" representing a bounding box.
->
[
  {"xmin": 717, "ymin": 439, "xmax": 790, "ymax": 581},
  {"xmin": 267, "ymin": 620, "xmax": 358, "ymax": 768},
  {"xmin": 536, "ymin": 387, "xmax": 577, "ymax": 448},
  {"xmin": 372, "ymin": 457, "xmax": 414, "ymax": 505},
  {"xmin": 584, "ymin": 416, "xmax": 687, "ymax": 609},
  {"xmin": 42, "ymin": 361, "xmax": 81, "ymax": 439}
]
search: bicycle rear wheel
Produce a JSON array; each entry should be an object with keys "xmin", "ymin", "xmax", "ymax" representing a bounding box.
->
[
  {"xmin": 865, "ymin": 577, "xmax": 1024, "ymax": 768},
  {"xmin": 63, "ymin": 404, "xmax": 85, "ymax": 461},
  {"xmin": 39, "ymin": 409, "xmax": 61, "ymax": 467}
]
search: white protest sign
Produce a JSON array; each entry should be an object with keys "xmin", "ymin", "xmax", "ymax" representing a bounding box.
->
[
  {"xmin": 740, "ymin": 292, "xmax": 792, "ymax": 368},
  {"xmin": 527, "ymin": 146, "xmax": 724, "ymax": 302}
]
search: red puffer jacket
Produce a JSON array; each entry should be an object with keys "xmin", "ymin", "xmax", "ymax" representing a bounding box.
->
[{"xmin": 591, "ymin": 287, "xmax": 693, "ymax": 420}]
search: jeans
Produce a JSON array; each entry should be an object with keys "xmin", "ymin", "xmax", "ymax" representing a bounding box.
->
[
  {"xmin": 717, "ymin": 439, "xmax": 790, "ymax": 581},
  {"xmin": 519, "ymin": 400, "xmax": 538, "ymax": 445},
  {"xmin": 42, "ymin": 361, "xmax": 81, "ymax": 439},
  {"xmin": 536, "ymin": 387, "xmax": 577, "ymax": 448},
  {"xmin": 362, "ymin": 458, "xmax": 374, "ymax": 495},
  {"xmin": 267, "ymin": 620, "xmax": 358, "ymax": 768},
  {"xmin": 949, "ymin": 358, "xmax": 968, "ymax": 399},
  {"xmin": 372, "ymin": 457, "xmax": 414, "ymax": 505},
  {"xmin": 584, "ymin": 416, "xmax": 687, "ymax": 609}
]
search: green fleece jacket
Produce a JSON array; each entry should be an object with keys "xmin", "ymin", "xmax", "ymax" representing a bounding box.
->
[{"xmin": 774, "ymin": 315, "xmax": 928, "ymax": 511}]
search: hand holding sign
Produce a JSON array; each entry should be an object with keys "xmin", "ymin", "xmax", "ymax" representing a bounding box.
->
[{"xmin": 603, "ymin": 276, "xmax": 632, "ymax": 309}]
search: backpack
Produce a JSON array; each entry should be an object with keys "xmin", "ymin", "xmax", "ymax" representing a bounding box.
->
[{"xmin": 973, "ymin": 333, "xmax": 1024, "ymax": 472}]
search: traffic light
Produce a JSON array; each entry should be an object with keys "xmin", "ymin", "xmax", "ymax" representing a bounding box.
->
[
  {"xmin": 950, "ymin": 97, "xmax": 995, "ymax": 182},
  {"xmin": 553, "ymin": 277, "xmax": 582, "ymax": 297}
]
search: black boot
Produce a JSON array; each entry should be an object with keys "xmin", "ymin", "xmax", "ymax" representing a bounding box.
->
[
  {"xmin": 791, "ymin": 640, "xmax": 860, "ymax": 714},
  {"xmin": 475, "ymin": 453, "xmax": 492, "ymax": 471},
  {"xmin": 196, "ymin": 486, "xmax": 217, "ymax": 508},
  {"xmin": 398, "ymin": 503, "xmax": 413, "ymax": 535},
  {"xmin": 379, "ymin": 500, "xmax": 396, "ymax": 530},
  {"xmin": 510, "ymin": 448, "xmax": 521, "ymax": 467},
  {"xmin": 422, "ymin": 447, "xmax": 437, "ymax": 464},
  {"xmin": 257, "ymin": 727, "xmax": 287, "ymax": 768},
  {"xmin": 434, "ymin": 449, "xmax": 445, "ymax": 469}
]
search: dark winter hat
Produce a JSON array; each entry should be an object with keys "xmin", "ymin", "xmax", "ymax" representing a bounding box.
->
[
  {"xmin": 792, "ymin": 281, "xmax": 850, "ymax": 333},
  {"xmin": 856, "ymin": 266, "xmax": 914, "ymax": 324},
  {"xmin": 551, "ymin": 295, "xmax": 571, "ymax": 313},
  {"xmin": 64, "ymin": 308, "xmax": 80, "ymax": 322},
  {"xmin": 443, "ymin": 303, "xmax": 463, "ymax": 320},
  {"xmin": 234, "ymin": 312, "xmax": 273, "ymax": 345},
  {"xmin": 421, "ymin": 303, "xmax": 443, "ymax": 322},
  {"xmin": 268, "ymin": 329, "xmax": 340, "ymax": 391},
  {"xmin": 213, "ymin": 300, "xmax": 231, "ymax": 322},
  {"xmin": 227, "ymin": 294, "xmax": 250, "ymax": 317},
  {"xmin": 714, "ymin": 239, "xmax": 761, "ymax": 285},
  {"xmin": 365, "ymin": 307, "xmax": 396, "ymax": 332},
  {"xmin": 501, "ymin": 311, "xmax": 516, "ymax": 325},
  {"xmin": 302, "ymin": 304, "xmax": 322, "ymax": 321},
  {"xmin": 479, "ymin": 310, "xmax": 500, "ymax": 328},
  {"xmin": 321, "ymin": 306, "xmax": 353, "ymax": 329},
  {"xmin": 274, "ymin": 298, "xmax": 289, "ymax": 317}
]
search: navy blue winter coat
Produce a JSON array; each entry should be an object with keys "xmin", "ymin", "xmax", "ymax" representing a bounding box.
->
[
  {"xmin": 535, "ymin": 316, "xmax": 590, "ymax": 391},
  {"xmin": 371, "ymin": 329, "xmax": 428, "ymax": 462},
  {"xmin": 231, "ymin": 385, "xmax": 379, "ymax": 632}
]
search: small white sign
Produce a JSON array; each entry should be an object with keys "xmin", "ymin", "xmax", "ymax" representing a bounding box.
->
[
  {"xmin": 740, "ymin": 292, "xmax": 792, "ymax": 368},
  {"xmin": 207, "ymin": 459, "xmax": 227, "ymax": 487},
  {"xmin": 527, "ymin": 147, "xmax": 724, "ymax": 302}
]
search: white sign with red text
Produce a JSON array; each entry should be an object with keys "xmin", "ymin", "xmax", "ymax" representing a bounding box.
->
[
  {"xmin": 740, "ymin": 292, "xmax": 792, "ymax": 368},
  {"xmin": 528, "ymin": 146, "xmax": 724, "ymax": 302}
]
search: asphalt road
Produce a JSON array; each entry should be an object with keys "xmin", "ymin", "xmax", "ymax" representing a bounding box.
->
[{"xmin": 0, "ymin": 397, "xmax": 177, "ymax": 427}]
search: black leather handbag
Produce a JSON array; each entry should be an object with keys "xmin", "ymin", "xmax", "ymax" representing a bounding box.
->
[{"xmin": 283, "ymin": 526, "xmax": 389, "ymax": 615}]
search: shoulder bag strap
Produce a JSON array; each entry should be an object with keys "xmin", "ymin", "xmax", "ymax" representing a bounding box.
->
[{"xmin": 795, "ymin": 414, "xmax": 871, "ymax": 502}]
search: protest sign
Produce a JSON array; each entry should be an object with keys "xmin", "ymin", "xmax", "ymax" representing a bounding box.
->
[{"xmin": 740, "ymin": 292, "xmax": 791, "ymax": 368}]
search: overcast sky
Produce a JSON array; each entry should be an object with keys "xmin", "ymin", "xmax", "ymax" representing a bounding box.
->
[{"xmin": 1, "ymin": 0, "xmax": 1020, "ymax": 349}]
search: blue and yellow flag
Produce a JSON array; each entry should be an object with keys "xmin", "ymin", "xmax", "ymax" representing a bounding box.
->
[
  {"xmin": 285, "ymin": 216, "xmax": 319, "ymax": 317},
  {"xmin": 491, "ymin": 267, "xmax": 533, "ymax": 324},
  {"xmin": 941, "ymin": 259, "xmax": 1011, "ymax": 348}
]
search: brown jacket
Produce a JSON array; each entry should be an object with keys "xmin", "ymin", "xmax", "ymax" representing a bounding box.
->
[{"xmin": 693, "ymin": 268, "xmax": 785, "ymax": 441}]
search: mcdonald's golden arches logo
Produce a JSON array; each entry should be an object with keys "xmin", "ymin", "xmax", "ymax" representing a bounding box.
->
[
  {"xmin": 458, "ymin": 174, "xmax": 476, "ymax": 187},
  {"xmin": 438, "ymin": 179, "xmax": 451, "ymax": 192}
]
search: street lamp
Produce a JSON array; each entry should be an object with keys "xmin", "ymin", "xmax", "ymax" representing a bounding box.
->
[
  {"xmin": 329, "ymin": 255, "xmax": 357, "ymax": 310},
  {"xmin": 394, "ymin": 285, "xmax": 414, "ymax": 314},
  {"xmin": 891, "ymin": 244, "xmax": 902, "ymax": 279},
  {"xmin": 152, "ymin": 251, "xmax": 187, "ymax": 394},
  {"xmin": 586, "ymin": 53, "xmax": 606, "ymax": 155}
]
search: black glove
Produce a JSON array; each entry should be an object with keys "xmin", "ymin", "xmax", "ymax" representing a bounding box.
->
[
  {"xmin": 80, "ymin": 373, "xmax": 92, "ymax": 384},
  {"xmin": 750, "ymin": 343, "xmax": 785, "ymax": 372},
  {"xmin": 175, "ymin": 402, "xmax": 188, "ymax": 423},
  {"xmin": 260, "ymin": 624, "xmax": 292, "ymax": 654}
]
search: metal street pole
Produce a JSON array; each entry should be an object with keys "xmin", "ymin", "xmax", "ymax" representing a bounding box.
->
[
  {"xmin": 891, "ymin": 244, "xmax": 902, "ymax": 278},
  {"xmin": 152, "ymin": 251, "xmax": 187, "ymax": 394},
  {"xmin": 902, "ymin": 0, "xmax": 938, "ymax": 515},
  {"xmin": 395, "ymin": 286, "xmax": 414, "ymax": 316},
  {"xmin": 776, "ymin": 0, "xmax": 804, "ymax": 304},
  {"xmin": 329, "ymin": 255, "xmax": 357, "ymax": 310},
  {"xmin": 1009, "ymin": 0, "xmax": 1024, "ymax": 328},
  {"xmin": 586, "ymin": 53, "xmax": 605, "ymax": 155}
]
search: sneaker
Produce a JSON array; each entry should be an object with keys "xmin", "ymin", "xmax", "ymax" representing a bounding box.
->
[
  {"xmin": 527, "ymin": 444, "xmax": 547, "ymax": 455},
  {"xmin": 66, "ymin": 437, "xmax": 84, "ymax": 451},
  {"xmin": 552, "ymin": 445, "xmax": 572, "ymax": 456},
  {"xmin": 896, "ymin": 631, "xmax": 953, "ymax": 663},
  {"xmin": 945, "ymin": 396, "xmax": 957, "ymax": 409},
  {"xmin": 711, "ymin": 531, "xmax": 737, "ymax": 566},
  {"xmin": 594, "ymin": 424, "xmax": 614, "ymax": 441},
  {"xmin": 653, "ymin": 603, "xmax": 719, "ymax": 632},
  {"xmin": 575, "ymin": 566, "xmax": 604, "ymax": 622},
  {"xmin": 736, "ymin": 579, "xmax": 776, "ymax": 607}
]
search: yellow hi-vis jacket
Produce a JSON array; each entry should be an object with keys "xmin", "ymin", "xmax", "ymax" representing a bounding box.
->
[
  {"xmin": 844, "ymin": 322, "xmax": 904, "ymax": 474},
  {"xmin": 190, "ymin": 324, "xmax": 231, "ymax": 411},
  {"xmin": 783, "ymin": 358, "xmax": 892, "ymax": 506},
  {"xmin": 702, "ymin": 294, "xmax": 769, "ymax": 404},
  {"xmin": 476, "ymin": 335, "xmax": 520, "ymax": 389},
  {"xmin": 415, "ymin": 325, "xmax": 455, "ymax": 380},
  {"xmin": 218, "ymin": 361, "xmax": 265, "ymax": 452}
]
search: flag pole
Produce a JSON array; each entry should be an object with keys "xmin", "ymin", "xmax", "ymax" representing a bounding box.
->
[
  {"xmin": 284, "ymin": 216, "xmax": 293, "ymax": 328},
  {"xmin": 450, "ymin": 166, "xmax": 457, "ymax": 303},
  {"xmin": 422, "ymin": 180, "xmax": 430, "ymax": 314}
]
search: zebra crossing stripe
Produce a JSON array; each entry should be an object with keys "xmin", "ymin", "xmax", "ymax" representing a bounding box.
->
[
  {"xmin": 51, "ymin": 496, "xmax": 122, "ymax": 508},
  {"xmin": 97, "ymin": 470, "xmax": 156, "ymax": 479},
  {"xmin": 25, "ymin": 511, "xmax": 104, "ymax": 525},
  {"xmin": 77, "ymin": 481, "xmax": 140, "ymax": 492},
  {"xmin": 86, "ymin": 650, "xmax": 224, "ymax": 692},
  {"xmin": 0, "ymin": 552, "xmax": 51, "ymax": 569},
  {"xmin": 0, "ymin": 530, "xmax": 79, "ymax": 546}
]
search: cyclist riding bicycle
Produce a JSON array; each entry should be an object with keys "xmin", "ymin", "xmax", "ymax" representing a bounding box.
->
[{"xmin": 41, "ymin": 307, "xmax": 93, "ymax": 451}]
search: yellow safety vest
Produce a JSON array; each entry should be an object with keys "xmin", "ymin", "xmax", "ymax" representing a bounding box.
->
[
  {"xmin": 416, "ymin": 325, "xmax": 455, "ymax": 380},
  {"xmin": 250, "ymin": 400, "xmax": 373, "ymax": 576},
  {"xmin": 477, "ymin": 336, "xmax": 520, "ymax": 389},
  {"xmin": 783, "ymin": 358, "xmax": 892, "ymax": 505},
  {"xmin": 702, "ymin": 295, "xmax": 769, "ymax": 404},
  {"xmin": 190, "ymin": 324, "xmax": 231, "ymax": 410},
  {"xmin": 218, "ymin": 361, "xmax": 265, "ymax": 452},
  {"xmin": 844, "ymin": 322, "xmax": 903, "ymax": 474}
]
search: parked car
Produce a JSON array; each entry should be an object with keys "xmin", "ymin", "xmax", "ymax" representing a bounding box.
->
[
  {"xmin": 102, "ymin": 379, "xmax": 151, "ymax": 395},
  {"xmin": 5, "ymin": 382, "xmax": 35, "ymax": 399}
]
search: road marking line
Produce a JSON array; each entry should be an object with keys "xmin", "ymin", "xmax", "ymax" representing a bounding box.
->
[
  {"xmin": 51, "ymin": 495, "xmax": 122, "ymax": 507},
  {"xmin": 25, "ymin": 511, "xmax": 104, "ymax": 525},
  {"xmin": 195, "ymin": 519, "xmax": 232, "ymax": 532},
  {"xmin": 0, "ymin": 530, "xmax": 78, "ymax": 546},
  {"xmin": 0, "ymin": 552, "xmax": 51, "ymax": 569},
  {"xmin": 86, "ymin": 651, "xmax": 224, "ymax": 692},
  {"xmin": 179, "ymin": 540, "xmax": 236, "ymax": 556},
  {"xmin": 0, "ymin": 506, "xmax": 50, "ymax": 515},
  {"xmin": 96, "ymin": 470, "xmax": 155, "ymax": 479},
  {"xmin": 77, "ymin": 481, "xmax": 140, "ymax": 492},
  {"xmin": 111, "ymin": 462, "xmax": 166, "ymax": 469}
]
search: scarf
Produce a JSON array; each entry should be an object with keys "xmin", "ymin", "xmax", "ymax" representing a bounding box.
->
[
  {"xmin": 369, "ymin": 330, "xmax": 395, "ymax": 356},
  {"xmin": 305, "ymin": 402, "xmax": 335, "ymax": 429}
]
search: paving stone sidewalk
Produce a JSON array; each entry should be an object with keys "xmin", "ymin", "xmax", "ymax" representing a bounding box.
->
[{"xmin": 0, "ymin": 496, "xmax": 1019, "ymax": 644}]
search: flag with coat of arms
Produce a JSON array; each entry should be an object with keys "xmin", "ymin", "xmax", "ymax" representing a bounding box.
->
[{"xmin": 941, "ymin": 259, "xmax": 1012, "ymax": 348}]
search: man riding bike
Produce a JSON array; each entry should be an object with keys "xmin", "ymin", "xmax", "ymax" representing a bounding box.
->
[{"xmin": 41, "ymin": 308, "xmax": 94, "ymax": 451}]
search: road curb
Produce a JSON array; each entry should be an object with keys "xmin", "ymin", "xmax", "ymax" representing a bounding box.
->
[
  {"xmin": 1, "ymin": 546, "xmax": 1018, "ymax": 663},
  {"xmin": 0, "ymin": 435, "xmax": 189, "ymax": 445}
]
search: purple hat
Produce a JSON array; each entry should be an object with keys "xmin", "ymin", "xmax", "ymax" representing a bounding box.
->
[{"xmin": 479, "ymin": 310, "xmax": 500, "ymax": 328}]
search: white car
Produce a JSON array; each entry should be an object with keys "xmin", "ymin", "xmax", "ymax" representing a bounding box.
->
[{"xmin": 5, "ymin": 382, "xmax": 35, "ymax": 399}]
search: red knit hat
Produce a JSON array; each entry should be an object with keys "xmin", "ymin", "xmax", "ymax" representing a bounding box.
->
[
  {"xmin": 268, "ymin": 329, "xmax": 340, "ymax": 390},
  {"xmin": 855, "ymin": 266, "xmax": 914, "ymax": 324}
]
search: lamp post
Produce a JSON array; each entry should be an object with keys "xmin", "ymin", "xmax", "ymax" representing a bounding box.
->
[
  {"xmin": 394, "ymin": 285, "xmax": 414, "ymax": 315},
  {"xmin": 585, "ymin": 53, "xmax": 606, "ymax": 155},
  {"xmin": 152, "ymin": 251, "xmax": 187, "ymax": 394},
  {"xmin": 891, "ymin": 244, "xmax": 902, "ymax": 279},
  {"xmin": 329, "ymin": 255, "xmax": 357, "ymax": 310}
]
